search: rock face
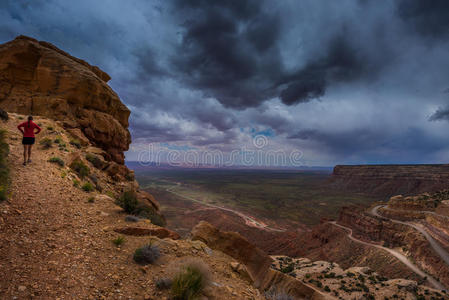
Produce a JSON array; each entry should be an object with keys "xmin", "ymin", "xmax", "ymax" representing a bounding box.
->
[
  {"xmin": 191, "ymin": 221, "xmax": 327, "ymax": 299},
  {"xmin": 331, "ymin": 164, "xmax": 449, "ymax": 197},
  {"xmin": 0, "ymin": 35, "xmax": 130, "ymax": 164}
]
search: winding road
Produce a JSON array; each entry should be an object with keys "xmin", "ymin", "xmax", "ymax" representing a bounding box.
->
[
  {"xmin": 163, "ymin": 183, "xmax": 287, "ymax": 232},
  {"xmin": 329, "ymin": 221, "xmax": 445, "ymax": 290},
  {"xmin": 371, "ymin": 205, "xmax": 449, "ymax": 266}
]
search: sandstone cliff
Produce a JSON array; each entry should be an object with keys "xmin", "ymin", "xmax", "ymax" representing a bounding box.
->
[
  {"xmin": 0, "ymin": 35, "xmax": 130, "ymax": 164},
  {"xmin": 331, "ymin": 164, "xmax": 449, "ymax": 197}
]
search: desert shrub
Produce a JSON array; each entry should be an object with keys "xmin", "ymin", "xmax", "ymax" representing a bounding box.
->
[
  {"xmin": 73, "ymin": 179, "xmax": 80, "ymax": 187},
  {"xmin": 125, "ymin": 172, "xmax": 135, "ymax": 181},
  {"xmin": 39, "ymin": 137, "xmax": 53, "ymax": 149},
  {"xmin": 88, "ymin": 196, "xmax": 95, "ymax": 203},
  {"xmin": 46, "ymin": 126, "xmax": 54, "ymax": 131},
  {"xmin": 125, "ymin": 215, "xmax": 140, "ymax": 222},
  {"xmin": 171, "ymin": 259, "xmax": 211, "ymax": 300},
  {"xmin": 70, "ymin": 160, "xmax": 90, "ymax": 179},
  {"xmin": 134, "ymin": 203, "xmax": 166, "ymax": 226},
  {"xmin": 82, "ymin": 182, "xmax": 94, "ymax": 192},
  {"xmin": 156, "ymin": 278, "xmax": 173, "ymax": 290},
  {"xmin": 116, "ymin": 190, "xmax": 139, "ymax": 213},
  {"xmin": 112, "ymin": 236, "xmax": 125, "ymax": 246},
  {"xmin": 48, "ymin": 156, "xmax": 64, "ymax": 167},
  {"xmin": 280, "ymin": 263, "xmax": 294, "ymax": 274},
  {"xmin": 324, "ymin": 286, "xmax": 331, "ymax": 292},
  {"xmin": 70, "ymin": 139, "xmax": 82, "ymax": 149},
  {"xmin": 0, "ymin": 130, "xmax": 9, "ymax": 202},
  {"xmin": 85, "ymin": 153, "xmax": 104, "ymax": 169},
  {"xmin": 133, "ymin": 244, "xmax": 160, "ymax": 265},
  {"xmin": 54, "ymin": 137, "xmax": 62, "ymax": 144}
]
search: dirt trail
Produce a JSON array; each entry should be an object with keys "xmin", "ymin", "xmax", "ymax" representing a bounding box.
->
[
  {"xmin": 371, "ymin": 205, "xmax": 449, "ymax": 266},
  {"xmin": 329, "ymin": 221, "xmax": 445, "ymax": 290},
  {"xmin": 165, "ymin": 184, "xmax": 286, "ymax": 232},
  {"xmin": 0, "ymin": 122, "xmax": 153, "ymax": 298}
]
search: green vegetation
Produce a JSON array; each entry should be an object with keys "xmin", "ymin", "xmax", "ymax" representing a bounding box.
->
[
  {"xmin": 112, "ymin": 236, "xmax": 125, "ymax": 246},
  {"xmin": 136, "ymin": 169, "xmax": 379, "ymax": 225},
  {"xmin": 46, "ymin": 126, "xmax": 54, "ymax": 131},
  {"xmin": 0, "ymin": 130, "xmax": 10, "ymax": 202},
  {"xmin": 171, "ymin": 261, "xmax": 210, "ymax": 300},
  {"xmin": 133, "ymin": 244, "xmax": 160, "ymax": 265},
  {"xmin": 280, "ymin": 263, "xmax": 294, "ymax": 274},
  {"xmin": 70, "ymin": 139, "xmax": 82, "ymax": 149},
  {"xmin": 73, "ymin": 179, "xmax": 80, "ymax": 188},
  {"xmin": 115, "ymin": 190, "xmax": 165, "ymax": 226},
  {"xmin": 70, "ymin": 160, "xmax": 90, "ymax": 179},
  {"xmin": 85, "ymin": 153, "xmax": 104, "ymax": 169},
  {"xmin": 54, "ymin": 137, "xmax": 62, "ymax": 144},
  {"xmin": 48, "ymin": 156, "xmax": 64, "ymax": 167},
  {"xmin": 87, "ymin": 196, "xmax": 95, "ymax": 203},
  {"xmin": 39, "ymin": 137, "xmax": 53, "ymax": 149},
  {"xmin": 81, "ymin": 182, "xmax": 94, "ymax": 192}
]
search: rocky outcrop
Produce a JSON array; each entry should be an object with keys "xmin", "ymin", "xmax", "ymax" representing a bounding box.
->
[
  {"xmin": 0, "ymin": 35, "xmax": 130, "ymax": 164},
  {"xmin": 192, "ymin": 221, "xmax": 272, "ymax": 288},
  {"xmin": 331, "ymin": 164, "xmax": 449, "ymax": 197},
  {"xmin": 191, "ymin": 221, "xmax": 327, "ymax": 299}
]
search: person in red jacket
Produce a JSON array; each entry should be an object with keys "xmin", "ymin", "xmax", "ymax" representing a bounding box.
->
[{"xmin": 17, "ymin": 116, "xmax": 41, "ymax": 166}]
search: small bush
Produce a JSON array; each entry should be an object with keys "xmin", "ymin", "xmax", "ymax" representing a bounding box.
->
[
  {"xmin": 82, "ymin": 182, "xmax": 94, "ymax": 192},
  {"xmin": 116, "ymin": 190, "xmax": 139, "ymax": 213},
  {"xmin": 70, "ymin": 160, "xmax": 90, "ymax": 179},
  {"xmin": 125, "ymin": 215, "xmax": 140, "ymax": 222},
  {"xmin": 134, "ymin": 203, "xmax": 166, "ymax": 226},
  {"xmin": 54, "ymin": 137, "xmax": 62, "ymax": 144},
  {"xmin": 281, "ymin": 263, "xmax": 294, "ymax": 274},
  {"xmin": 156, "ymin": 278, "xmax": 173, "ymax": 290},
  {"xmin": 133, "ymin": 244, "xmax": 160, "ymax": 265},
  {"xmin": 70, "ymin": 139, "xmax": 82, "ymax": 149},
  {"xmin": 73, "ymin": 179, "xmax": 80, "ymax": 187},
  {"xmin": 112, "ymin": 236, "xmax": 125, "ymax": 246},
  {"xmin": 87, "ymin": 196, "xmax": 95, "ymax": 203},
  {"xmin": 171, "ymin": 259, "xmax": 211, "ymax": 300},
  {"xmin": 39, "ymin": 137, "xmax": 53, "ymax": 149},
  {"xmin": 125, "ymin": 172, "xmax": 135, "ymax": 181},
  {"xmin": 48, "ymin": 157, "xmax": 64, "ymax": 167},
  {"xmin": 85, "ymin": 153, "xmax": 104, "ymax": 169},
  {"xmin": 46, "ymin": 126, "xmax": 54, "ymax": 131}
]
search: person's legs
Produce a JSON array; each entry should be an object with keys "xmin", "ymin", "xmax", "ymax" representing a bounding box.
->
[
  {"xmin": 27, "ymin": 144, "xmax": 33, "ymax": 163},
  {"xmin": 23, "ymin": 144, "xmax": 28, "ymax": 165}
]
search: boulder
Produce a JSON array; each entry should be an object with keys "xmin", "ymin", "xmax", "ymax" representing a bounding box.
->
[
  {"xmin": 66, "ymin": 128, "xmax": 90, "ymax": 146},
  {"xmin": 114, "ymin": 224, "xmax": 180, "ymax": 239},
  {"xmin": 0, "ymin": 35, "xmax": 130, "ymax": 164}
]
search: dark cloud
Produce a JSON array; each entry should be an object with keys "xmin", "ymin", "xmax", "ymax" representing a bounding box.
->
[
  {"xmin": 2, "ymin": 0, "xmax": 449, "ymax": 165},
  {"xmin": 398, "ymin": 0, "xmax": 449, "ymax": 38},
  {"xmin": 429, "ymin": 107, "xmax": 449, "ymax": 122}
]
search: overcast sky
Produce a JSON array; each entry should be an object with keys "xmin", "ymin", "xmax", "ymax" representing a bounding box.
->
[{"xmin": 2, "ymin": 0, "xmax": 449, "ymax": 167}]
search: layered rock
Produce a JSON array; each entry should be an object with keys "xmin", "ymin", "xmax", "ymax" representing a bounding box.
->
[
  {"xmin": 0, "ymin": 35, "xmax": 130, "ymax": 164},
  {"xmin": 331, "ymin": 164, "xmax": 449, "ymax": 197},
  {"xmin": 191, "ymin": 221, "xmax": 327, "ymax": 299}
]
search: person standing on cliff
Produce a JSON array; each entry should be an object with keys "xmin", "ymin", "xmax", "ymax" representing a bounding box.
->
[{"xmin": 17, "ymin": 116, "xmax": 41, "ymax": 166}]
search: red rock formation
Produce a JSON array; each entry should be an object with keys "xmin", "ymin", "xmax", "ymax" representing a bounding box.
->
[
  {"xmin": 0, "ymin": 35, "xmax": 130, "ymax": 164},
  {"xmin": 191, "ymin": 221, "xmax": 327, "ymax": 299},
  {"xmin": 331, "ymin": 164, "xmax": 449, "ymax": 197}
]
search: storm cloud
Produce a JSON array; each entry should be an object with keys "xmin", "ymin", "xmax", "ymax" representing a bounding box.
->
[{"xmin": 1, "ymin": 0, "xmax": 449, "ymax": 165}]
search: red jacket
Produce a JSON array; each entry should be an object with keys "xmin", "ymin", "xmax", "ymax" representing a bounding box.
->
[{"xmin": 18, "ymin": 121, "xmax": 41, "ymax": 138}]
